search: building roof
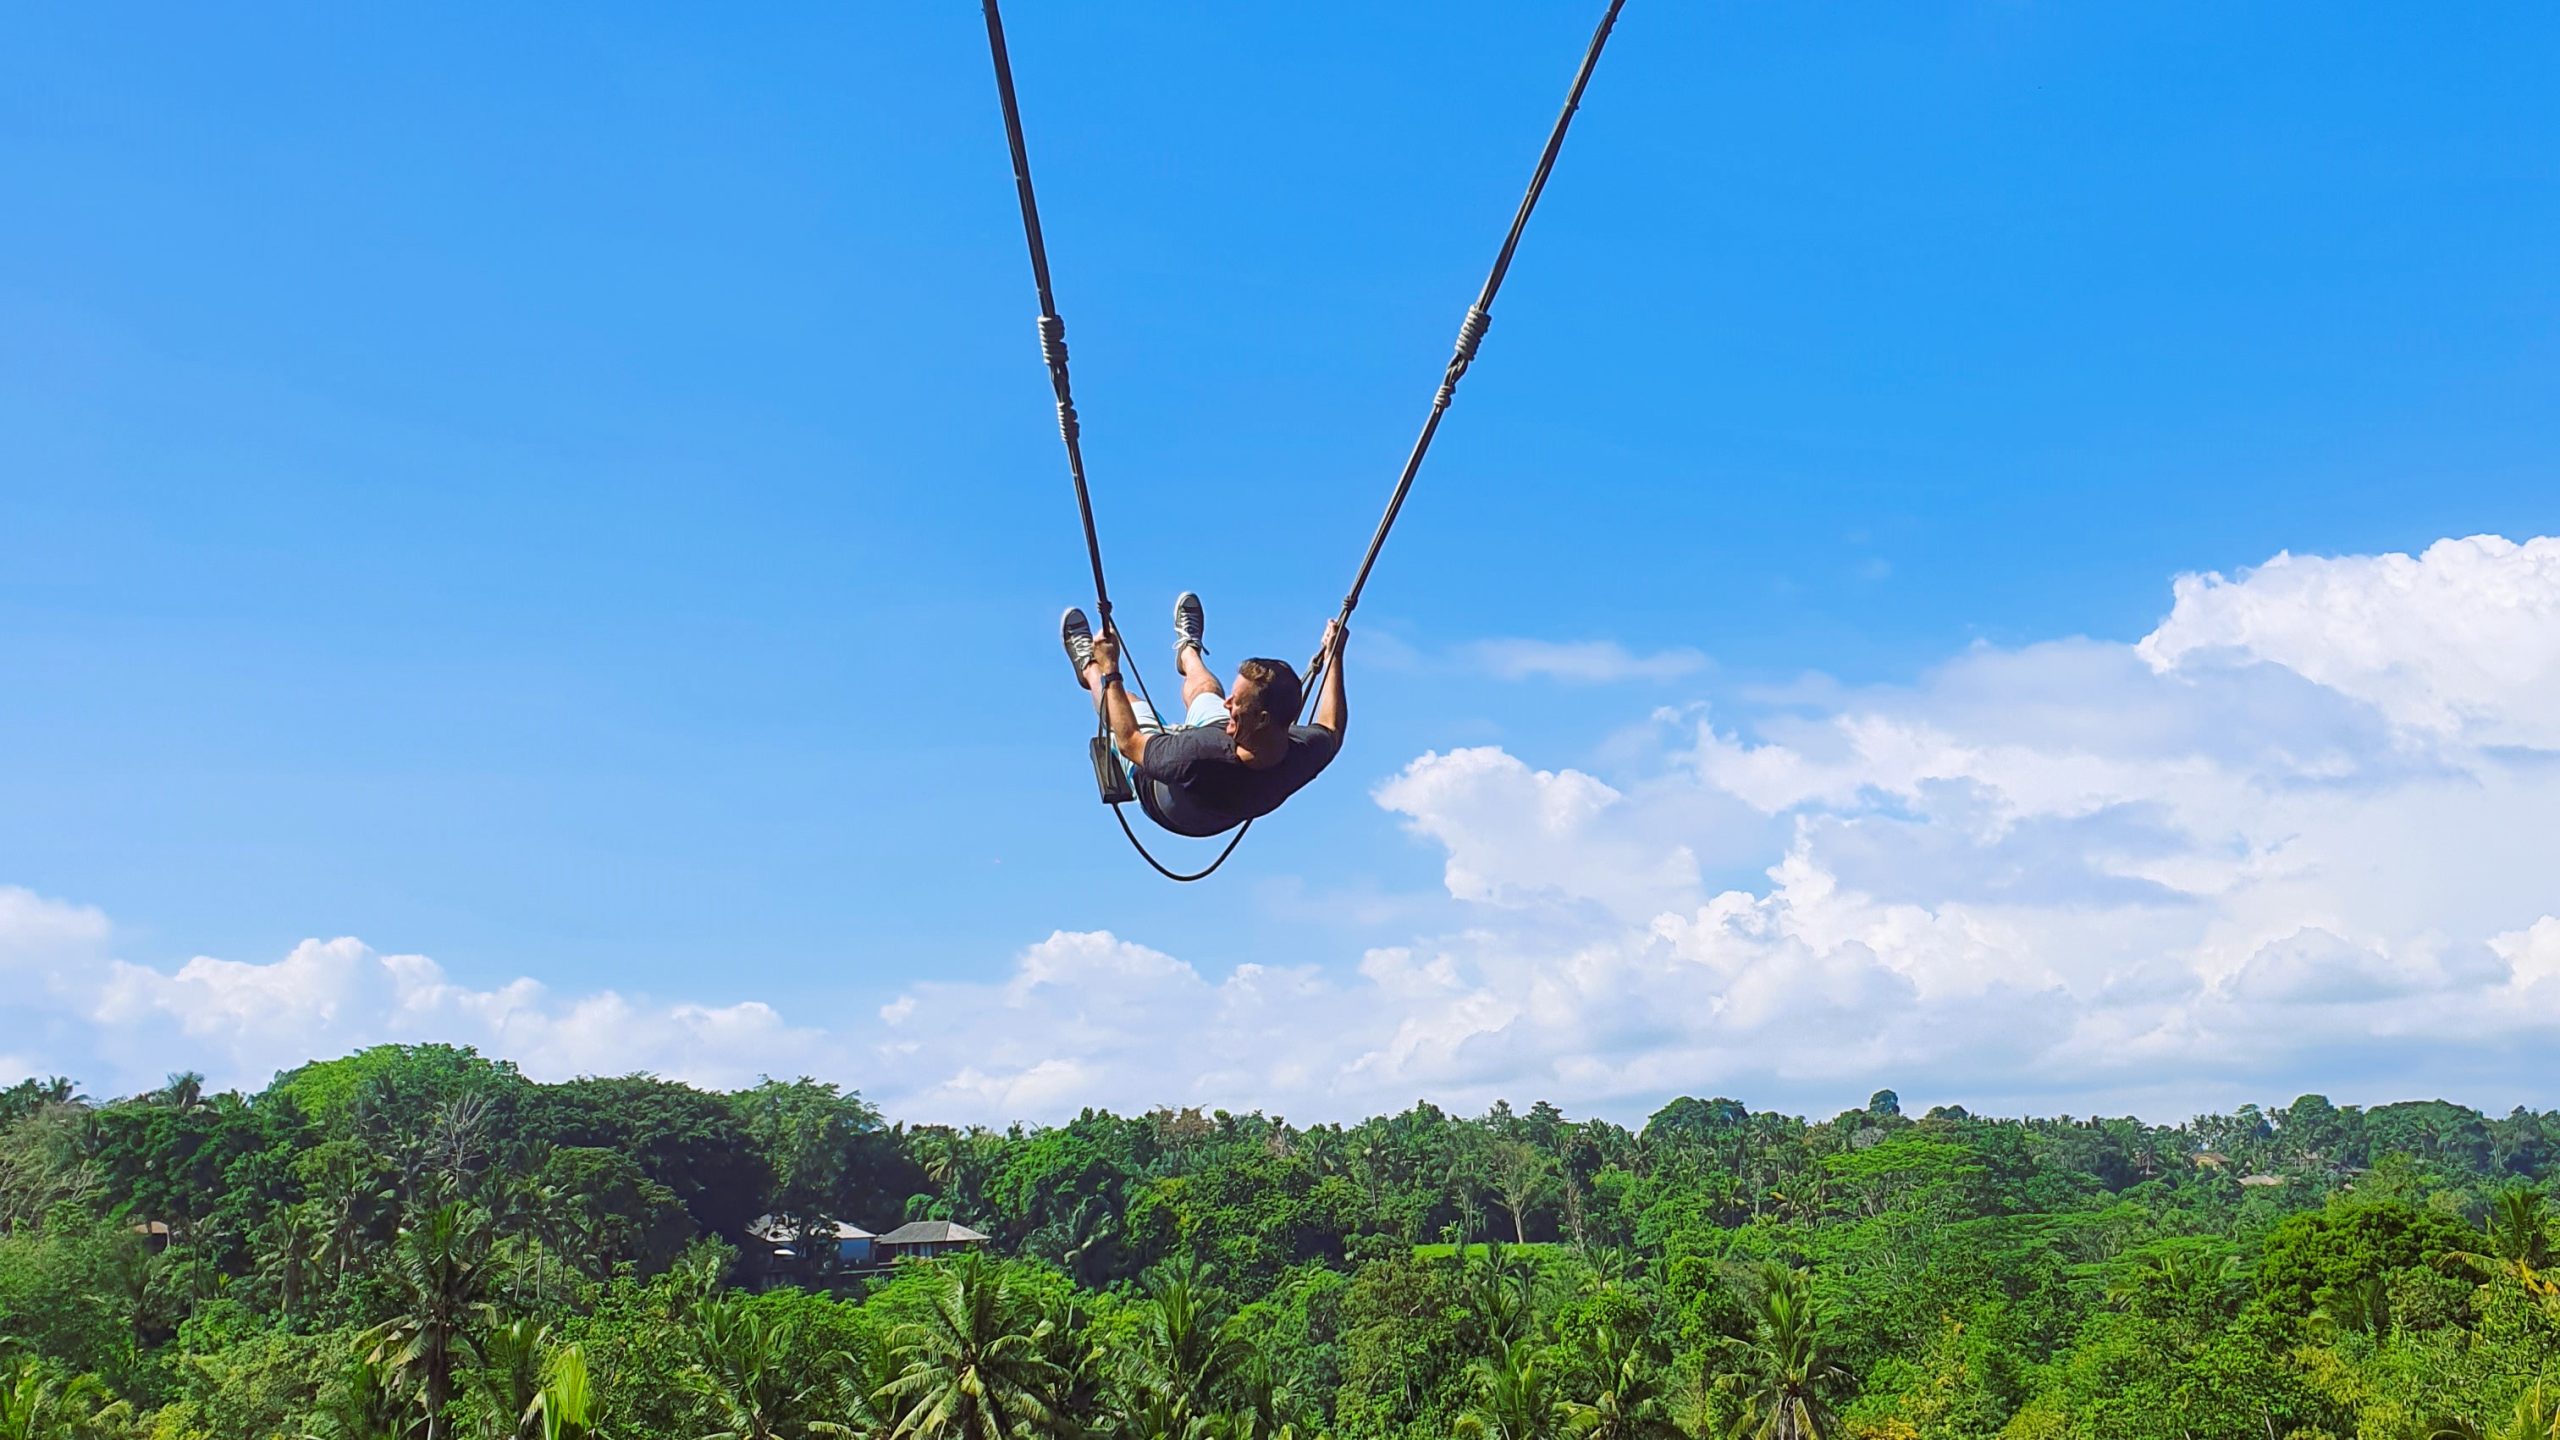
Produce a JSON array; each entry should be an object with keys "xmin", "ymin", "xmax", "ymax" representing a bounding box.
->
[
  {"xmin": 748, "ymin": 1215, "xmax": 876, "ymax": 1243},
  {"xmin": 876, "ymin": 1220, "xmax": 989, "ymax": 1246}
]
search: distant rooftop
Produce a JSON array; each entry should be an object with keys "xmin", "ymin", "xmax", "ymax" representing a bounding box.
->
[
  {"xmin": 876, "ymin": 1220, "xmax": 989, "ymax": 1246},
  {"xmin": 747, "ymin": 1215, "xmax": 875, "ymax": 1243}
]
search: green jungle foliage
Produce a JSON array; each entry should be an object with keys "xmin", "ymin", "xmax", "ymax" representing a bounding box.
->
[{"xmin": 1, "ymin": 1050, "xmax": 2556, "ymax": 1438}]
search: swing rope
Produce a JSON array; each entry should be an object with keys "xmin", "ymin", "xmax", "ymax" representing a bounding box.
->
[
  {"xmin": 981, "ymin": 0, "xmax": 1629, "ymax": 880},
  {"xmin": 984, "ymin": 0, "xmax": 1246, "ymax": 882},
  {"xmin": 1304, "ymin": 0, "xmax": 1628, "ymax": 697}
]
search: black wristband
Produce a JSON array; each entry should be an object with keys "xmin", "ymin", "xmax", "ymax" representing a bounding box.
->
[{"xmin": 1098, "ymin": 670, "xmax": 1124, "ymax": 688}]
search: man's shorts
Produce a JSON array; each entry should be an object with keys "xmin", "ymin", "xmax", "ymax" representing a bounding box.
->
[{"xmin": 1122, "ymin": 691, "xmax": 1230, "ymax": 786}]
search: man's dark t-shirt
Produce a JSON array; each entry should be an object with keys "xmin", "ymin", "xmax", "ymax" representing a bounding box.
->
[{"xmin": 1135, "ymin": 724, "xmax": 1342, "ymax": 837}]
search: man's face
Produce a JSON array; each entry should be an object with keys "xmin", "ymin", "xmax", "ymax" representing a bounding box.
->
[{"xmin": 1225, "ymin": 676, "xmax": 1260, "ymax": 737}]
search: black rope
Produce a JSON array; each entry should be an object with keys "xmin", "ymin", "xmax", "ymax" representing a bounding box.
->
[
  {"xmin": 1115, "ymin": 804, "xmax": 1252, "ymax": 884},
  {"xmin": 1112, "ymin": 651, "xmax": 1254, "ymax": 884},
  {"xmin": 983, "ymin": 0, "xmax": 1112, "ymax": 639},
  {"xmin": 985, "ymin": 0, "xmax": 1245, "ymax": 882},
  {"xmin": 984, "ymin": 0, "xmax": 1628, "ymax": 877},
  {"xmin": 1304, "ymin": 0, "xmax": 1628, "ymax": 700}
]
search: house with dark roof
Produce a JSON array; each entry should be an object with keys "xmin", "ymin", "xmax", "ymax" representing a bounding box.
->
[
  {"xmin": 874, "ymin": 1220, "xmax": 989, "ymax": 1261},
  {"xmin": 746, "ymin": 1215, "xmax": 878, "ymax": 1287},
  {"xmin": 749, "ymin": 1215, "xmax": 877, "ymax": 1264}
]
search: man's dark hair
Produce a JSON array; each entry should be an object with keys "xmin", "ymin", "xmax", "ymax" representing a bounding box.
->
[{"xmin": 1231, "ymin": 658, "xmax": 1303, "ymax": 734}]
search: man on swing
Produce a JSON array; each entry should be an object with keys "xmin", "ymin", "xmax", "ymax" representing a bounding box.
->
[{"xmin": 1062, "ymin": 593, "xmax": 1347, "ymax": 838}]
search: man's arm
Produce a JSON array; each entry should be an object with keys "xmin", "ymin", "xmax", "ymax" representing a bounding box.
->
[
  {"xmin": 1311, "ymin": 619, "xmax": 1348, "ymax": 738},
  {"xmin": 1091, "ymin": 630, "xmax": 1149, "ymax": 765}
]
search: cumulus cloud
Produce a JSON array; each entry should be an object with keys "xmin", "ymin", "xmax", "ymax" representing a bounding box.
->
[
  {"xmin": 21, "ymin": 532, "xmax": 2560, "ymax": 1122},
  {"xmin": 870, "ymin": 930, "xmax": 1351, "ymax": 1119},
  {"xmin": 2138, "ymin": 534, "xmax": 2560, "ymax": 746},
  {"xmin": 0, "ymin": 897, "xmax": 822, "ymax": 1095},
  {"xmin": 1372, "ymin": 747, "xmax": 1712, "ymax": 918},
  {"xmin": 882, "ymin": 539, "xmax": 2560, "ymax": 1120}
]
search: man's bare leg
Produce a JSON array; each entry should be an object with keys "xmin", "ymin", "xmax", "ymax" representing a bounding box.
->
[
  {"xmin": 1174, "ymin": 592, "xmax": 1223, "ymax": 709},
  {"xmin": 1178, "ymin": 641, "xmax": 1225, "ymax": 708}
]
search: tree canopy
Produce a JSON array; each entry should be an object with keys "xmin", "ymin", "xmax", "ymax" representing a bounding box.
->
[{"xmin": 0, "ymin": 1055, "xmax": 2554, "ymax": 1438}]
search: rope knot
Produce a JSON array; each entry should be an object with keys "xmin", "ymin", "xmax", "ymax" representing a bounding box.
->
[
  {"xmin": 1056, "ymin": 398, "xmax": 1080, "ymax": 444},
  {"xmin": 1453, "ymin": 304, "xmax": 1491, "ymax": 362},
  {"xmin": 1038, "ymin": 313, "xmax": 1070, "ymax": 370},
  {"xmin": 1433, "ymin": 305, "xmax": 1492, "ymax": 409}
]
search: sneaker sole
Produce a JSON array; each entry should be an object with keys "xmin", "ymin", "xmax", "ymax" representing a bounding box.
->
[
  {"xmin": 1174, "ymin": 592, "xmax": 1207, "ymax": 654},
  {"xmin": 1062, "ymin": 608, "xmax": 1095, "ymax": 690}
]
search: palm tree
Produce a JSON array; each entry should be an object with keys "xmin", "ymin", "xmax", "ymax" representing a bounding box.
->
[
  {"xmin": 1581, "ymin": 1248, "xmax": 1639, "ymax": 1293},
  {"xmin": 1562, "ymin": 1320, "xmax": 1676, "ymax": 1440},
  {"xmin": 470, "ymin": 1319, "xmax": 549, "ymax": 1440},
  {"xmin": 0, "ymin": 1124, "xmax": 104, "ymax": 1235},
  {"xmin": 1028, "ymin": 1292, "xmax": 1112, "ymax": 1435},
  {"xmin": 913, "ymin": 1130, "xmax": 959, "ymax": 1191},
  {"xmin": 2101, "ymin": 1248, "xmax": 2232, "ymax": 1320},
  {"xmin": 1350, "ymin": 1134, "xmax": 1397, "ymax": 1222},
  {"xmin": 684, "ymin": 1295, "xmax": 828, "ymax": 1440},
  {"xmin": 0, "ymin": 1359, "xmax": 124, "ymax": 1440},
  {"xmin": 1464, "ymin": 1243, "xmax": 1539, "ymax": 1344},
  {"xmin": 1223, "ymin": 1347, "xmax": 1297, "ymax": 1440},
  {"xmin": 313, "ymin": 1149, "xmax": 398, "ymax": 1282},
  {"xmin": 1123, "ymin": 1259, "xmax": 1246, "ymax": 1419},
  {"xmin": 909, "ymin": 1129, "xmax": 1001, "ymax": 1222},
  {"xmin": 496, "ymin": 1174, "xmax": 579, "ymax": 1309},
  {"xmin": 1723, "ymin": 1265, "xmax": 1845, "ymax": 1440},
  {"xmin": 255, "ymin": 1202, "xmax": 321, "ymax": 1321},
  {"xmin": 808, "ymin": 1337, "xmax": 896, "ymax": 1440},
  {"xmin": 1452, "ymin": 1338, "xmax": 1569, "ymax": 1440},
  {"xmin": 153, "ymin": 1071, "xmax": 206, "ymax": 1112},
  {"xmin": 1115, "ymin": 1386, "xmax": 1212, "ymax": 1440},
  {"xmin": 874, "ymin": 1253, "xmax": 1059, "ymax": 1440},
  {"xmin": 1029, "ymin": 1195, "xmax": 1117, "ymax": 1291},
  {"xmin": 365, "ymin": 1201, "xmax": 505, "ymax": 1440},
  {"xmin": 2309, "ymin": 1275, "xmax": 2390, "ymax": 1341},
  {"xmin": 1297, "ymin": 1125, "xmax": 1345, "ymax": 1178},
  {"xmin": 522, "ymin": 1346, "xmax": 598, "ymax": 1440},
  {"xmin": 2447, "ymin": 1191, "xmax": 2557, "ymax": 1299},
  {"xmin": 305, "ymin": 1352, "xmax": 422, "ymax": 1440}
]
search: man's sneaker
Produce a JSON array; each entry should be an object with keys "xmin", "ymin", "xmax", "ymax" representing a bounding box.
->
[
  {"xmin": 1174, "ymin": 591, "xmax": 1208, "ymax": 658},
  {"xmin": 1061, "ymin": 607, "xmax": 1098, "ymax": 689}
]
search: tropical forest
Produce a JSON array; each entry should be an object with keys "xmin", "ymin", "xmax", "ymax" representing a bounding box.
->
[{"xmin": 0, "ymin": 1045, "xmax": 2554, "ymax": 1439}]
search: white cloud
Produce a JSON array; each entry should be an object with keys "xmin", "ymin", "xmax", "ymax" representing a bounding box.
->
[
  {"xmin": 0, "ymin": 906, "xmax": 823, "ymax": 1096},
  {"xmin": 1372, "ymin": 747, "xmax": 1714, "ymax": 919},
  {"xmin": 0, "ymin": 888, "xmax": 111, "ymax": 967},
  {"xmin": 1200, "ymin": 529, "xmax": 2560, "ymax": 1116},
  {"xmin": 1462, "ymin": 638, "xmax": 1709, "ymax": 684},
  {"xmin": 2138, "ymin": 534, "xmax": 2560, "ymax": 746},
  {"xmin": 19, "ymin": 532, "xmax": 2560, "ymax": 1123},
  {"xmin": 870, "ymin": 930, "xmax": 1353, "ymax": 1120}
]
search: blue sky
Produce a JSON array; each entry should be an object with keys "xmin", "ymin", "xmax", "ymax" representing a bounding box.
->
[{"xmin": 5, "ymin": 4, "xmax": 2556, "ymax": 1122}]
